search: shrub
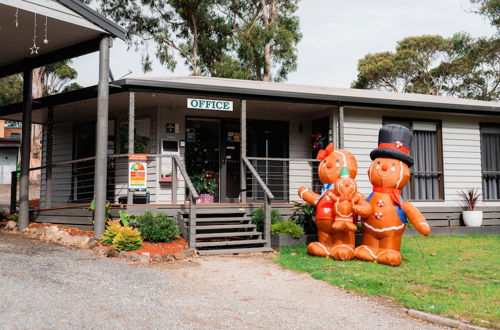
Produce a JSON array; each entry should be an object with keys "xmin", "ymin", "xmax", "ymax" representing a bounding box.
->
[
  {"xmin": 271, "ymin": 221, "xmax": 304, "ymax": 239},
  {"xmin": 112, "ymin": 226, "xmax": 143, "ymax": 251},
  {"xmin": 135, "ymin": 211, "xmax": 180, "ymax": 242},
  {"xmin": 119, "ymin": 209, "xmax": 136, "ymax": 227},
  {"xmin": 289, "ymin": 202, "xmax": 317, "ymax": 234},
  {"xmin": 251, "ymin": 207, "xmax": 283, "ymax": 232},
  {"xmin": 101, "ymin": 220, "xmax": 122, "ymax": 246}
]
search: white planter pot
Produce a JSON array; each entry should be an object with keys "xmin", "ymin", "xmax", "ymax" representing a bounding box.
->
[{"xmin": 462, "ymin": 210, "xmax": 483, "ymax": 227}]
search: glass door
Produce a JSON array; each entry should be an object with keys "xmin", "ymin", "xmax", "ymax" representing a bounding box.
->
[{"xmin": 220, "ymin": 121, "xmax": 241, "ymax": 202}]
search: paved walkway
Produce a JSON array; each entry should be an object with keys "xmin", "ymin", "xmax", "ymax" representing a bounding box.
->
[{"xmin": 0, "ymin": 232, "xmax": 443, "ymax": 329}]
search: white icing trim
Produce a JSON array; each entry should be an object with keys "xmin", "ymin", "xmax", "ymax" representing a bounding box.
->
[
  {"xmin": 420, "ymin": 222, "xmax": 429, "ymax": 227},
  {"xmin": 377, "ymin": 249, "xmax": 399, "ymax": 258},
  {"xmin": 311, "ymin": 242, "xmax": 331, "ymax": 256},
  {"xmin": 335, "ymin": 202, "xmax": 353, "ymax": 218},
  {"xmin": 334, "ymin": 150, "xmax": 347, "ymax": 168},
  {"xmin": 396, "ymin": 161, "xmax": 404, "ymax": 189},
  {"xmin": 300, "ymin": 187, "xmax": 309, "ymax": 199},
  {"xmin": 331, "ymin": 244, "xmax": 355, "ymax": 253},
  {"xmin": 360, "ymin": 245, "xmax": 377, "ymax": 259},
  {"xmin": 363, "ymin": 222, "xmax": 405, "ymax": 232}
]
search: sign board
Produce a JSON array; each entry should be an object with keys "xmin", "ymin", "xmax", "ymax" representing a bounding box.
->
[
  {"xmin": 187, "ymin": 98, "xmax": 233, "ymax": 111},
  {"xmin": 128, "ymin": 154, "xmax": 147, "ymax": 190}
]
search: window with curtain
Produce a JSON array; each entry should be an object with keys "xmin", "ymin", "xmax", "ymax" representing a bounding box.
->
[
  {"xmin": 384, "ymin": 118, "xmax": 443, "ymax": 200},
  {"xmin": 481, "ymin": 125, "xmax": 500, "ymax": 200}
]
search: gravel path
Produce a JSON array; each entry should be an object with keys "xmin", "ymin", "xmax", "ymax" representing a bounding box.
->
[{"xmin": 0, "ymin": 232, "xmax": 443, "ymax": 329}]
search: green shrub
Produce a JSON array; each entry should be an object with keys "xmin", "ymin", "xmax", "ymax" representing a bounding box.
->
[
  {"xmin": 119, "ymin": 209, "xmax": 136, "ymax": 227},
  {"xmin": 135, "ymin": 211, "xmax": 180, "ymax": 242},
  {"xmin": 271, "ymin": 221, "xmax": 304, "ymax": 239},
  {"xmin": 101, "ymin": 220, "xmax": 122, "ymax": 246},
  {"xmin": 289, "ymin": 202, "xmax": 317, "ymax": 234},
  {"xmin": 251, "ymin": 207, "xmax": 283, "ymax": 232},
  {"xmin": 112, "ymin": 226, "xmax": 143, "ymax": 251}
]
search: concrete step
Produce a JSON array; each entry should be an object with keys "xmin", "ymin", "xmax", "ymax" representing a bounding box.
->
[
  {"xmin": 196, "ymin": 239, "xmax": 267, "ymax": 248},
  {"xmin": 196, "ymin": 224, "xmax": 256, "ymax": 231},
  {"xmin": 197, "ymin": 246, "xmax": 273, "ymax": 256},
  {"xmin": 196, "ymin": 231, "xmax": 262, "ymax": 239}
]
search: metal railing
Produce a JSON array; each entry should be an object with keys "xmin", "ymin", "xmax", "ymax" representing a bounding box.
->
[
  {"xmin": 245, "ymin": 157, "xmax": 321, "ymax": 203},
  {"xmin": 242, "ymin": 157, "xmax": 275, "ymax": 247}
]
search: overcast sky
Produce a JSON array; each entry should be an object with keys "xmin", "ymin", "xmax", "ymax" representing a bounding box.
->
[{"xmin": 72, "ymin": 0, "xmax": 496, "ymax": 89}]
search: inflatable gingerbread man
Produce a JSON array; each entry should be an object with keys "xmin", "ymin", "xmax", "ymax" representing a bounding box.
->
[
  {"xmin": 298, "ymin": 144, "xmax": 370, "ymax": 260},
  {"xmin": 355, "ymin": 124, "xmax": 431, "ymax": 266}
]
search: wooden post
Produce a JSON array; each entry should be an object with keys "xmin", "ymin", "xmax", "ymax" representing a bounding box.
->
[
  {"xmin": 264, "ymin": 196, "xmax": 271, "ymax": 247},
  {"xmin": 45, "ymin": 107, "xmax": 54, "ymax": 208},
  {"xmin": 127, "ymin": 91, "xmax": 135, "ymax": 205},
  {"xmin": 189, "ymin": 192, "xmax": 196, "ymax": 248},
  {"xmin": 18, "ymin": 68, "xmax": 33, "ymax": 230},
  {"xmin": 10, "ymin": 171, "xmax": 17, "ymax": 214},
  {"xmin": 338, "ymin": 105, "xmax": 344, "ymax": 149},
  {"xmin": 93, "ymin": 36, "xmax": 111, "ymax": 238},
  {"xmin": 240, "ymin": 99, "xmax": 247, "ymax": 203},
  {"xmin": 172, "ymin": 156, "xmax": 178, "ymax": 204}
]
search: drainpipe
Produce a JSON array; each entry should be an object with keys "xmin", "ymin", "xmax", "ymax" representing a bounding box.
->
[
  {"xmin": 93, "ymin": 35, "xmax": 111, "ymax": 238},
  {"xmin": 18, "ymin": 67, "xmax": 33, "ymax": 230},
  {"xmin": 338, "ymin": 105, "xmax": 344, "ymax": 149}
]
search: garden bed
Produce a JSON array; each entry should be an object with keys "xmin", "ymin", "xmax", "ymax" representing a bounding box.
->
[{"xmin": 275, "ymin": 235, "xmax": 500, "ymax": 328}]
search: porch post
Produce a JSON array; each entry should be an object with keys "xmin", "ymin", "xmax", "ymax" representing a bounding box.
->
[
  {"xmin": 127, "ymin": 91, "xmax": 135, "ymax": 204},
  {"xmin": 338, "ymin": 105, "xmax": 344, "ymax": 149},
  {"xmin": 93, "ymin": 35, "xmax": 111, "ymax": 238},
  {"xmin": 240, "ymin": 99, "xmax": 247, "ymax": 203},
  {"xmin": 18, "ymin": 68, "xmax": 33, "ymax": 230},
  {"xmin": 45, "ymin": 107, "xmax": 54, "ymax": 208}
]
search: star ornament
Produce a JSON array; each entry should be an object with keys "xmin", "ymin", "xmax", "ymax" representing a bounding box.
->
[
  {"xmin": 43, "ymin": 38, "xmax": 49, "ymax": 44},
  {"xmin": 30, "ymin": 44, "xmax": 40, "ymax": 55}
]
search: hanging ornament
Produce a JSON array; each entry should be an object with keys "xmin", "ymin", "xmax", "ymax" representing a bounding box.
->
[
  {"xmin": 30, "ymin": 13, "xmax": 39, "ymax": 55},
  {"xmin": 15, "ymin": 8, "xmax": 19, "ymax": 28},
  {"xmin": 43, "ymin": 15, "xmax": 49, "ymax": 44}
]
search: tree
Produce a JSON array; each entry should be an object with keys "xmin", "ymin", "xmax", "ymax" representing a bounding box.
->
[
  {"xmin": 470, "ymin": 0, "xmax": 500, "ymax": 30},
  {"xmin": 0, "ymin": 74, "xmax": 23, "ymax": 106}
]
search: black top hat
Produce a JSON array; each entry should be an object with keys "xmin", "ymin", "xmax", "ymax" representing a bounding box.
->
[{"xmin": 370, "ymin": 124, "xmax": 414, "ymax": 167}]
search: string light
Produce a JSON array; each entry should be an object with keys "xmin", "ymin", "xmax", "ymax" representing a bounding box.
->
[
  {"xmin": 15, "ymin": 8, "xmax": 19, "ymax": 27},
  {"xmin": 43, "ymin": 15, "xmax": 49, "ymax": 44},
  {"xmin": 30, "ymin": 12, "xmax": 39, "ymax": 55}
]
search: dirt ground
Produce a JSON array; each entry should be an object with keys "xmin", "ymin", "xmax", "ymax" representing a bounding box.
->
[{"xmin": 0, "ymin": 232, "xmax": 444, "ymax": 329}]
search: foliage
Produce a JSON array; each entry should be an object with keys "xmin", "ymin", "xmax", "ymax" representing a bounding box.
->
[
  {"xmin": 119, "ymin": 123, "xmax": 150, "ymax": 153},
  {"xmin": 191, "ymin": 173, "xmax": 218, "ymax": 195},
  {"xmin": 119, "ymin": 209, "xmax": 136, "ymax": 227},
  {"xmin": 289, "ymin": 201, "xmax": 316, "ymax": 234},
  {"xmin": 112, "ymin": 226, "xmax": 143, "ymax": 251},
  {"xmin": 276, "ymin": 235, "xmax": 500, "ymax": 328},
  {"xmin": 251, "ymin": 206, "xmax": 283, "ymax": 232},
  {"xmin": 352, "ymin": 1, "xmax": 500, "ymax": 101},
  {"xmin": 271, "ymin": 220, "xmax": 304, "ymax": 238},
  {"xmin": 41, "ymin": 60, "xmax": 81, "ymax": 96},
  {"xmin": 458, "ymin": 188, "xmax": 482, "ymax": 210},
  {"xmin": 101, "ymin": 220, "xmax": 123, "ymax": 246},
  {"xmin": 0, "ymin": 75, "xmax": 23, "ymax": 106},
  {"xmin": 89, "ymin": 0, "xmax": 301, "ymax": 81},
  {"xmin": 135, "ymin": 211, "xmax": 180, "ymax": 242},
  {"xmin": 89, "ymin": 200, "xmax": 112, "ymax": 220}
]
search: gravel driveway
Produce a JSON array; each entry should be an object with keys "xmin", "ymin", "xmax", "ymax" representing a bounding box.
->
[{"xmin": 0, "ymin": 232, "xmax": 443, "ymax": 329}]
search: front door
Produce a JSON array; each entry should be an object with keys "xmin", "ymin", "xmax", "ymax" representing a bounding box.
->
[{"xmin": 220, "ymin": 121, "xmax": 241, "ymax": 202}]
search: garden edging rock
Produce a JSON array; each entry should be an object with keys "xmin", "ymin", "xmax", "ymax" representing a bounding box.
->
[{"xmin": 406, "ymin": 308, "xmax": 485, "ymax": 330}]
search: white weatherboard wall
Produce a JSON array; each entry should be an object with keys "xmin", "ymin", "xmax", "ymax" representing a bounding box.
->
[{"xmin": 343, "ymin": 107, "xmax": 500, "ymax": 207}]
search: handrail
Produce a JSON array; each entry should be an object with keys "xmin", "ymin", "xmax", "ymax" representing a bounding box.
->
[
  {"xmin": 172, "ymin": 154, "xmax": 199, "ymax": 200},
  {"xmin": 246, "ymin": 156, "xmax": 319, "ymax": 162},
  {"xmin": 242, "ymin": 157, "xmax": 275, "ymax": 200}
]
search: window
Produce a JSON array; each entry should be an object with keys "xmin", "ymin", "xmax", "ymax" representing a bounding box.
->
[
  {"xmin": 481, "ymin": 125, "xmax": 500, "ymax": 200},
  {"xmin": 384, "ymin": 118, "xmax": 443, "ymax": 200}
]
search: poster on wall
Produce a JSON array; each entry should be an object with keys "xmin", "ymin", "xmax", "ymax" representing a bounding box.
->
[{"xmin": 128, "ymin": 154, "xmax": 148, "ymax": 191}]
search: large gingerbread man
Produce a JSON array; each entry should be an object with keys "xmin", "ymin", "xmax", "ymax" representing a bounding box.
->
[
  {"xmin": 298, "ymin": 144, "xmax": 370, "ymax": 260},
  {"xmin": 355, "ymin": 124, "xmax": 431, "ymax": 266}
]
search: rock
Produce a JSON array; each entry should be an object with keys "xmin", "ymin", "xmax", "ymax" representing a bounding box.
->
[
  {"xmin": 46, "ymin": 226, "xmax": 59, "ymax": 233},
  {"xmin": 118, "ymin": 251, "xmax": 128, "ymax": 260},
  {"xmin": 127, "ymin": 253, "xmax": 139, "ymax": 262},
  {"xmin": 137, "ymin": 254, "xmax": 150, "ymax": 264},
  {"xmin": 173, "ymin": 251, "xmax": 187, "ymax": 260},
  {"xmin": 152, "ymin": 254, "xmax": 162, "ymax": 263},
  {"xmin": 84, "ymin": 238, "xmax": 99, "ymax": 249},
  {"xmin": 162, "ymin": 253, "xmax": 173, "ymax": 262},
  {"xmin": 106, "ymin": 249, "xmax": 119, "ymax": 258},
  {"xmin": 141, "ymin": 252, "xmax": 150, "ymax": 258},
  {"xmin": 93, "ymin": 247, "xmax": 109, "ymax": 256},
  {"xmin": 182, "ymin": 248, "xmax": 197, "ymax": 257},
  {"xmin": 4, "ymin": 221, "xmax": 17, "ymax": 231},
  {"xmin": 72, "ymin": 235, "xmax": 91, "ymax": 246}
]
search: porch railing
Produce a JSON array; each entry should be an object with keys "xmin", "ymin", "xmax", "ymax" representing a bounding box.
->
[
  {"xmin": 242, "ymin": 157, "xmax": 275, "ymax": 247},
  {"xmin": 245, "ymin": 157, "xmax": 321, "ymax": 203}
]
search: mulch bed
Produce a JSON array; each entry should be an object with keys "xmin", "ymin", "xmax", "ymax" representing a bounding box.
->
[{"xmin": 26, "ymin": 223, "xmax": 188, "ymax": 256}]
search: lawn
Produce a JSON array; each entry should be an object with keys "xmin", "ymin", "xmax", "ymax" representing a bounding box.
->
[{"xmin": 275, "ymin": 235, "xmax": 500, "ymax": 328}]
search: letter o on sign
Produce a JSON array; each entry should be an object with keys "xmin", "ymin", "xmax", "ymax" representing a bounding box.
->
[{"xmin": 190, "ymin": 99, "xmax": 199, "ymax": 108}]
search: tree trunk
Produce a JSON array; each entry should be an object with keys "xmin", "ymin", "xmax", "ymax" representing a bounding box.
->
[
  {"xmin": 191, "ymin": 13, "xmax": 199, "ymax": 76},
  {"xmin": 260, "ymin": 0, "xmax": 273, "ymax": 82},
  {"xmin": 29, "ymin": 68, "xmax": 44, "ymax": 185}
]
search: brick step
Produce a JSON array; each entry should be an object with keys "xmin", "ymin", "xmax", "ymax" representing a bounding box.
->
[{"xmin": 197, "ymin": 246, "xmax": 273, "ymax": 256}]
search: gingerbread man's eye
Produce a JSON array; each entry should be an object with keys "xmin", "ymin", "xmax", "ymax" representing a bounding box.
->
[
  {"xmin": 336, "ymin": 159, "xmax": 340, "ymax": 163},
  {"xmin": 377, "ymin": 161, "xmax": 381, "ymax": 164},
  {"xmin": 392, "ymin": 162, "xmax": 396, "ymax": 166}
]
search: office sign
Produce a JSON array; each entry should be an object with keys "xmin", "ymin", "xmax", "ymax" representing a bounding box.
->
[{"xmin": 187, "ymin": 98, "xmax": 233, "ymax": 111}]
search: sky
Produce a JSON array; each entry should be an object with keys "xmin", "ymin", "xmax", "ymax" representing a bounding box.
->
[{"xmin": 72, "ymin": 0, "xmax": 497, "ymax": 89}]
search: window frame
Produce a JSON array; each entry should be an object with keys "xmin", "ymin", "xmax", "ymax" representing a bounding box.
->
[
  {"xmin": 480, "ymin": 123, "xmax": 500, "ymax": 201},
  {"xmin": 382, "ymin": 117, "xmax": 444, "ymax": 202}
]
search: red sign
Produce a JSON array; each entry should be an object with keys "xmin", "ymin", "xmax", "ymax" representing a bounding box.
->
[{"xmin": 128, "ymin": 154, "xmax": 148, "ymax": 161}]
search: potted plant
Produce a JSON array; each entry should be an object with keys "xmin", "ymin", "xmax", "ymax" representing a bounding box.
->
[
  {"xmin": 458, "ymin": 188, "xmax": 483, "ymax": 227},
  {"xmin": 191, "ymin": 172, "xmax": 218, "ymax": 203}
]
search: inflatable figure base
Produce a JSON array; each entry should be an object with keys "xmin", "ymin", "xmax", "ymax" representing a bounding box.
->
[
  {"xmin": 354, "ymin": 245, "xmax": 402, "ymax": 267},
  {"xmin": 307, "ymin": 242, "xmax": 355, "ymax": 261}
]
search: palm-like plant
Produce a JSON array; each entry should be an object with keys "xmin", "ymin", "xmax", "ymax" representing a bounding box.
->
[{"xmin": 458, "ymin": 188, "xmax": 481, "ymax": 211}]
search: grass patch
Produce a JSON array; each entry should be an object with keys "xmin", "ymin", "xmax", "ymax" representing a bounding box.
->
[{"xmin": 275, "ymin": 235, "xmax": 500, "ymax": 328}]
